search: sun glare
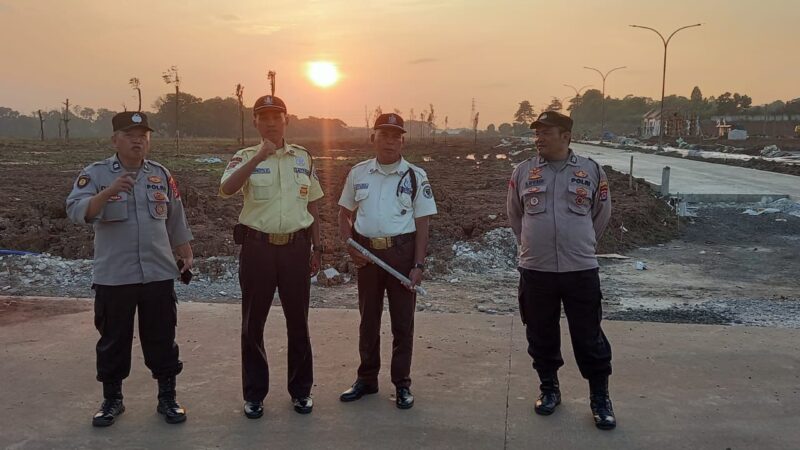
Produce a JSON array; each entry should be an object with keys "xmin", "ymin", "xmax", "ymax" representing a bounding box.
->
[{"xmin": 307, "ymin": 61, "xmax": 340, "ymax": 88}]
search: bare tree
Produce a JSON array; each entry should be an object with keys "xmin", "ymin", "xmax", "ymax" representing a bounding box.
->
[
  {"xmin": 129, "ymin": 77, "xmax": 142, "ymax": 111},
  {"xmin": 373, "ymin": 106, "xmax": 383, "ymax": 122},
  {"xmin": 62, "ymin": 98, "xmax": 71, "ymax": 143},
  {"xmin": 268, "ymin": 71, "xmax": 276, "ymax": 96},
  {"xmin": 364, "ymin": 105, "xmax": 370, "ymax": 142},
  {"xmin": 162, "ymin": 66, "xmax": 181, "ymax": 155},
  {"xmin": 38, "ymin": 110, "xmax": 45, "ymax": 141},
  {"xmin": 409, "ymin": 108, "xmax": 415, "ymax": 140},
  {"xmin": 236, "ymin": 83, "xmax": 245, "ymax": 145},
  {"xmin": 444, "ymin": 116, "xmax": 448, "ymax": 145}
]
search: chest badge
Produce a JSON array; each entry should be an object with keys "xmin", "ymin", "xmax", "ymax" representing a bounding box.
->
[
  {"xmin": 153, "ymin": 191, "xmax": 167, "ymax": 201},
  {"xmin": 529, "ymin": 197, "xmax": 539, "ymax": 207},
  {"xmin": 574, "ymin": 170, "xmax": 588, "ymax": 178},
  {"xmin": 148, "ymin": 176, "xmax": 162, "ymax": 183}
]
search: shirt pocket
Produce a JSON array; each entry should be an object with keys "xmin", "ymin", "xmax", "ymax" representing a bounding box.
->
[
  {"xmin": 249, "ymin": 173, "xmax": 275, "ymax": 200},
  {"xmin": 567, "ymin": 184, "xmax": 592, "ymax": 215},
  {"xmin": 147, "ymin": 191, "xmax": 170, "ymax": 220},
  {"xmin": 354, "ymin": 187, "xmax": 370, "ymax": 204},
  {"xmin": 101, "ymin": 192, "xmax": 128, "ymax": 222},
  {"xmin": 522, "ymin": 186, "xmax": 547, "ymax": 215}
]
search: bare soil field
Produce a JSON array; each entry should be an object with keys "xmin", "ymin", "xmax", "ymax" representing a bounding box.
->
[{"xmin": 0, "ymin": 136, "xmax": 681, "ymax": 273}]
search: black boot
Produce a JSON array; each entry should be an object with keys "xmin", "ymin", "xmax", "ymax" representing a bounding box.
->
[
  {"xmin": 156, "ymin": 376, "xmax": 187, "ymax": 424},
  {"xmin": 589, "ymin": 376, "xmax": 616, "ymax": 430},
  {"xmin": 534, "ymin": 372, "xmax": 561, "ymax": 416},
  {"xmin": 92, "ymin": 381, "xmax": 125, "ymax": 427}
]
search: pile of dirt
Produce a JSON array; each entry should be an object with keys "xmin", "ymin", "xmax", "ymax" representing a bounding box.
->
[{"xmin": 0, "ymin": 137, "xmax": 682, "ymax": 272}]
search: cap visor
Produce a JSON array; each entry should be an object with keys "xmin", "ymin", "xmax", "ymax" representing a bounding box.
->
[
  {"xmin": 374, "ymin": 124, "xmax": 407, "ymax": 133},
  {"xmin": 117, "ymin": 124, "xmax": 154, "ymax": 132}
]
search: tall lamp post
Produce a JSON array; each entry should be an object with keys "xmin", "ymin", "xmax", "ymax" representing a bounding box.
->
[
  {"xmin": 583, "ymin": 66, "xmax": 626, "ymax": 141},
  {"xmin": 563, "ymin": 84, "xmax": 592, "ymax": 117},
  {"xmin": 630, "ymin": 23, "xmax": 702, "ymax": 149}
]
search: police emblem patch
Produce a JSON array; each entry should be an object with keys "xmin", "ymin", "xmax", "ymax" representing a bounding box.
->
[
  {"xmin": 599, "ymin": 180, "xmax": 609, "ymax": 201},
  {"xmin": 299, "ymin": 185, "xmax": 309, "ymax": 198},
  {"xmin": 576, "ymin": 196, "xmax": 585, "ymax": 205},
  {"xmin": 574, "ymin": 170, "xmax": 588, "ymax": 178},
  {"xmin": 576, "ymin": 187, "xmax": 588, "ymax": 197},
  {"xmin": 423, "ymin": 185, "xmax": 433, "ymax": 199},
  {"xmin": 265, "ymin": 96, "xmax": 273, "ymax": 105},
  {"xmin": 112, "ymin": 161, "xmax": 121, "ymax": 171},
  {"xmin": 388, "ymin": 115, "xmax": 397, "ymax": 124},
  {"xmin": 148, "ymin": 176, "xmax": 162, "ymax": 183},
  {"xmin": 540, "ymin": 113, "xmax": 548, "ymax": 120},
  {"xmin": 132, "ymin": 113, "xmax": 142, "ymax": 123},
  {"xmin": 154, "ymin": 191, "xmax": 167, "ymax": 201},
  {"xmin": 529, "ymin": 197, "xmax": 539, "ymax": 206},
  {"xmin": 155, "ymin": 203, "xmax": 167, "ymax": 216},
  {"xmin": 76, "ymin": 175, "xmax": 90, "ymax": 188}
]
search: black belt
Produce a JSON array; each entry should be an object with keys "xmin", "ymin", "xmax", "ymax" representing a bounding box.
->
[
  {"xmin": 236, "ymin": 224, "xmax": 307, "ymax": 246},
  {"xmin": 354, "ymin": 232, "xmax": 415, "ymax": 250}
]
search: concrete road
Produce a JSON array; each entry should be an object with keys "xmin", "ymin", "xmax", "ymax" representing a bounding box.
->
[
  {"xmin": 1, "ymin": 299, "xmax": 799, "ymax": 449},
  {"xmin": 573, "ymin": 143, "xmax": 800, "ymax": 201}
]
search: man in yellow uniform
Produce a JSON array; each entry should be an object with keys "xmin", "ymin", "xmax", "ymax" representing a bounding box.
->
[
  {"xmin": 220, "ymin": 94, "xmax": 323, "ymax": 418},
  {"xmin": 337, "ymin": 113, "xmax": 437, "ymax": 410}
]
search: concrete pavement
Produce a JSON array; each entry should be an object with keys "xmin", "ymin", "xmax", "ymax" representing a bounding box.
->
[
  {"xmin": 1, "ymin": 299, "xmax": 799, "ymax": 449},
  {"xmin": 573, "ymin": 143, "xmax": 800, "ymax": 202}
]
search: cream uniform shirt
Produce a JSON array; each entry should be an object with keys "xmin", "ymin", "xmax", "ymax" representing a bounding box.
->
[
  {"xmin": 220, "ymin": 142, "xmax": 323, "ymax": 234},
  {"xmin": 338, "ymin": 157, "xmax": 437, "ymax": 238}
]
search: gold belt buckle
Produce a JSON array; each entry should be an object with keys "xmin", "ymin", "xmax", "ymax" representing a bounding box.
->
[
  {"xmin": 370, "ymin": 237, "xmax": 391, "ymax": 250},
  {"xmin": 269, "ymin": 233, "xmax": 291, "ymax": 245}
]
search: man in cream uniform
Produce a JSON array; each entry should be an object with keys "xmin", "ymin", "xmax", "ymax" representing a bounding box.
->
[{"xmin": 337, "ymin": 113, "xmax": 437, "ymax": 410}]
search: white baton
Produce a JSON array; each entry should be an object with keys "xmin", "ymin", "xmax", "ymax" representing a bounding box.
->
[{"xmin": 346, "ymin": 238, "xmax": 428, "ymax": 296}]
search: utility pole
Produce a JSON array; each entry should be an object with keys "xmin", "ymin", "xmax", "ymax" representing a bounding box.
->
[
  {"xmin": 62, "ymin": 99, "xmax": 70, "ymax": 143},
  {"xmin": 162, "ymin": 66, "xmax": 181, "ymax": 155},
  {"xmin": 268, "ymin": 71, "xmax": 276, "ymax": 96},
  {"xmin": 37, "ymin": 110, "xmax": 44, "ymax": 141},
  {"xmin": 630, "ymin": 23, "xmax": 702, "ymax": 150},
  {"xmin": 129, "ymin": 77, "xmax": 142, "ymax": 111},
  {"xmin": 473, "ymin": 111, "xmax": 479, "ymax": 145},
  {"xmin": 236, "ymin": 83, "xmax": 245, "ymax": 146},
  {"xmin": 583, "ymin": 66, "xmax": 626, "ymax": 141}
]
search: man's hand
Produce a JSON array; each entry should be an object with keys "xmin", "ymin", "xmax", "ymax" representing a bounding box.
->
[
  {"xmin": 254, "ymin": 140, "xmax": 277, "ymax": 162},
  {"xmin": 404, "ymin": 267, "xmax": 423, "ymax": 292},
  {"xmin": 105, "ymin": 172, "xmax": 136, "ymax": 196},
  {"xmin": 310, "ymin": 251, "xmax": 321, "ymax": 277},
  {"xmin": 347, "ymin": 246, "xmax": 371, "ymax": 269},
  {"xmin": 178, "ymin": 255, "xmax": 193, "ymax": 273}
]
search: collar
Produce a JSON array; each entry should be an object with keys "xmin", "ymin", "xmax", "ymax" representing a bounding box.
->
[
  {"xmin": 368, "ymin": 157, "xmax": 409, "ymax": 175},
  {"xmin": 537, "ymin": 150, "xmax": 578, "ymax": 166},
  {"xmin": 109, "ymin": 154, "xmax": 150, "ymax": 172}
]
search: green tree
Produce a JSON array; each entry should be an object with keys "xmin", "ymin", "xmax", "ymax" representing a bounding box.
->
[{"xmin": 513, "ymin": 101, "xmax": 536, "ymax": 124}]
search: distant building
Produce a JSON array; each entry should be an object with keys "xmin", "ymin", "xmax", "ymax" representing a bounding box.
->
[{"xmin": 641, "ymin": 108, "xmax": 701, "ymax": 138}]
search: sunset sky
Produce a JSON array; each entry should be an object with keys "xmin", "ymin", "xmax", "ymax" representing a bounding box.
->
[{"xmin": 2, "ymin": 0, "xmax": 798, "ymax": 128}]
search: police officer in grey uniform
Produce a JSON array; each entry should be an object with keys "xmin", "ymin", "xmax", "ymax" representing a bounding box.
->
[
  {"xmin": 506, "ymin": 111, "xmax": 616, "ymax": 429},
  {"xmin": 66, "ymin": 111, "xmax": 194, "ymax": 427}
]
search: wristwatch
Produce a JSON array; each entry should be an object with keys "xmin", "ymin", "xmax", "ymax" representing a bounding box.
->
[
  {"xmin": 413, "ymin": 263, "xmax": 425, "ymax": 271},
  {"xmin": 312, "ymin": 245, "xmax": 325, "ymax": 253}
]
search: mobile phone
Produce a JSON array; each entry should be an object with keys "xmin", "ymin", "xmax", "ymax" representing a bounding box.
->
[{"xmin": 177, "ymin": 260, "xmax": 193, "ymax": 285}]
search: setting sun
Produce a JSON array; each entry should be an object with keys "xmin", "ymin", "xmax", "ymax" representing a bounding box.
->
[{"xmin": 306, "ymin": 61, "xmax": 340, "ymax": 88}]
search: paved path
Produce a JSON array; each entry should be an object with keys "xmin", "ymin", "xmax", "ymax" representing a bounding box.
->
[
  {"xmin": 1, "ymin": 299, "xmax": 799, "ymax": 449},
  {"xmin": 573, "ymin": 143, "xmax": 800, "ymax": 201}
]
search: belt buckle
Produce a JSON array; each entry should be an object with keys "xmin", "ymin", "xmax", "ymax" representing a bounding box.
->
[
  {"xmin": 269, "ymin": 233, "xmax": 291, "ymax": 245},
  {"xmin": 370, "ymin": 237, "xmax": 390, "ymax": 250}
]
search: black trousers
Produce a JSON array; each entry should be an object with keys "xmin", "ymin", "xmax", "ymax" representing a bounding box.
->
[
  {"xmin": 93, "ymin": 280, "xmax": 182, "ymax": 383},
  {"xmin": 518, "ymin": 268, "xmax": 612, "ymax": 380},
  {"xmin": 239, "ymin": 230, "xmax": 313, "ymax": 401},
  {"xmin": 356, "ymin": 238, "xmax": 416, "ymax": 389}
]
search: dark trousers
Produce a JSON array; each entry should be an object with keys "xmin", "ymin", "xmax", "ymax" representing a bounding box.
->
[
  {"xmin": 356, "ymin": 239, "xmax": 416, "ymax": 389},
  {"xmin": 93, "ymin": 280, "xmax": 182, "ymax": 383},
  {"xmin": 518, "ymin": 268, "xmax": 612, "ymax": 380},
  {"xmin": 239, "ymin": 231, "xmax": 313, "ymax": 401}
]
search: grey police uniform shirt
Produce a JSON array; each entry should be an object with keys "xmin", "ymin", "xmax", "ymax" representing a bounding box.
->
[
  {"xmin": 506, "ymin": 150, "xmax": 611, "ymax": 273},
  {"xmin": 66, "ymin": 154, "xmax": 193, "ymax": 285}
]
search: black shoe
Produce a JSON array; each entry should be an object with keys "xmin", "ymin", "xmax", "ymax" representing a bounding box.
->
[
  {"xmin": 292, "ymin": 396, "xmax": 313, "ymax": 414},
  {"xmin": 244, "ymin": 400, "xmax": 264, "ymax": 419},
  {"xmin": 156, "ymin": 376, "xmax": 186, "ymax": 424},
  {"xmin": 92, "ymin": 398, "xmax": 125, "ymax": 427},
  {"xmin": 589, "ymin": 376, "xmax": 616, "ymax": 430},
  {"xmin": 339, "ymin": 381, "xmax": 379, "ymax": 402},
  {"xmin": 395, "ymin": 387, "xmax": 414, "ymax": 410},
  {"xmin": 534, "ymin": 372, "xmax": 561, "ymax": 416}
]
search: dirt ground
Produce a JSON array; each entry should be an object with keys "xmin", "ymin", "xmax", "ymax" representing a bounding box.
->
[
  {"xmin": 0, "ymin": 296, "xmax": 90, "ymax": 326},
  {"xmin": 0, "ymin": 136, "xmax": 681, "ymax": 274}
]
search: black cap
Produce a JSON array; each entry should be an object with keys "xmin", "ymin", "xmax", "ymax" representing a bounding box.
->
[
  {"xmin": 112, "ymin": 111, "xmax": 154, "ymax": 132},
  {"xmin": 373, "ymin": 113, "xmax": 406, "ymax": 133},
  {"xmin": 530, "ymin": 111, "xmax": 573, "ymax": 131},
  {"xmin": 253, "ymin": 95, "xmax": 287, "ymax": 113}
]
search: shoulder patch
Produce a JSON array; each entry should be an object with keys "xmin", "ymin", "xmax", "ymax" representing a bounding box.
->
[
  {"xmin": 168, "ymin": 176, "xmax": 181, "ymax": 199},
  {"xmin": 76, "ymin": 175, "xmax": 90, "ymax": 189},
  {"xmin": 422, "ymin": 184, "xmax": 434, "ymax": 199}
]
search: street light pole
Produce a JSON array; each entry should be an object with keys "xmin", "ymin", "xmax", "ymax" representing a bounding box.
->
[
  {"xmin": 563, "ymin": 84, "xmax": 592, "ymax": 117},
  {"xmin": 583, "ymin": 66, "xmax": 626, "ymax": 142},
  {"xmin": 630, "ymin": 23, "xmax": 702, "ymax": 150}
]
